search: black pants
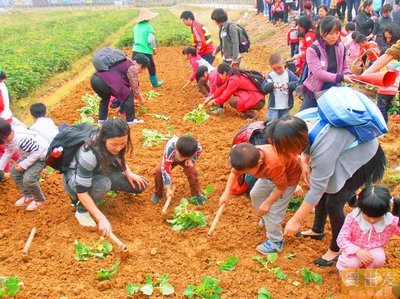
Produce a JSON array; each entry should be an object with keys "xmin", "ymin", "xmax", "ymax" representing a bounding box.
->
[
  {"xmin": 90, "ymin": 75, "xmax": 135, "ymax": 122},
  {"xmin": 377, "ymin": 94, "xmax": 394, "ymax": 123},
  {"xmin": 290, "ymin": 43, "xmax": 299, "ymax": 57},
  {"xmin": 312, "ymin": 146, "xmax": 386, "ymax": 252},
  {"xmin": 132, "ymin": 52, "xmax": 156, "ymax": 76},
  {"xmin": 257, "ymin": 0, "xmax": 264, "ymax": 13}
]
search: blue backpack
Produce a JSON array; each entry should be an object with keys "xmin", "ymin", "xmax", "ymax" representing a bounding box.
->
[{"xmin": 296, "ymin": 87, "xmax": 388, "ymax": 148}]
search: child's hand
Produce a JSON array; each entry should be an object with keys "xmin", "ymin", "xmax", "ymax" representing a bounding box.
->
[
  {"xmin": 294, "ymin": 185, "xmax": 304, "ymax": 198},
  {"xmin": 356, "ymin": 249, "xmax": 373, "ymax": 266},
  {"xmin": 219, "ymin": 193, "xmax": 230, "ymax": 206},
  {"xmin": 15, "ymin": 164, "xmax": 25, "ymax": 173},
  {"xmin": 184, "ymin": 159, "xmax": 194, "ymax": 167},
  {"xmin": 282, "ymin": 83, "xmax": 288, "ymax": 90},
  {"xmin": 258, "ymin": 200, "xmax": 272, "ymax": 216}
]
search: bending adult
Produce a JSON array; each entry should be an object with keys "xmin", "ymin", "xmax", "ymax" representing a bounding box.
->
[
  {"xmin": 204, "ymin": 63, "xmax": 265, "ymax": 119},
  {"xmin": 91, "ymin": 52, "xmax": 150, "ymax": 125},
  {"xmin": 133, "ymin": 8, "xmax": 164, "ymax": 87},
  {"xmin": 356, "ymin": 0, "xmax": 377, "ymax": 37},
  {"xmin": 63, "ymin": 118, "xmax": 147, "ymax": 235},
  {"xmin": 272, "ymin": 108, "xmax": 386, "ymax": 267},
  {"xmin": 211, "ymin": 8, "xmax": 241, "ymax": 68},
  {"xmin": 300, "ymin": 16, "xmax": 352, "ymax": 110},
  {"xmin": 363, "ymin": 39, "xmax": 400, "ymax": 73},
  {"xmin": 293, "ymin": 16, "xmax": 317, "ymax": 75},
  {"xmin": 180, "ymin": 11, "xmax": 215, "ymax": 64}
]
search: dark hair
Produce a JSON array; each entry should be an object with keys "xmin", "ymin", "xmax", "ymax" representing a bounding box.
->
[
  {"xmin": 0, "ymin": 118, "xmax": 12, "ymax": 145},
  {"xmin": 269, "ymin": 53, "xmax": 283, "ymax": 65},
  {"xmin": 133, "ymin": 53, "xmax": 150, "ymax": 69},
  {"xmin": 182, "ymin": 46, "xmax": 197, "ymax": 56},
  {"xmin": 30, "ymin": 103, "xmax": 47, "ymax": 119},
  {"xmin": 319, "ymin": 15, "xmax": 341, "ymax": 36},
  {"xmin": 0, "ymin": 69, "xmax": 6, "ymax": 81},
  {"xmin": 267, "ymin": 115, "xmax": 309, "ymax": 156},
  {"xmin": 176, "ymin": 136, "xmax": 198, "ymax": 158},
  {"xmin": 383, "ymin": 24, "xmax": 399, "ymax": 43},
  {"xmin": 351, "ymin": 31, "xmax": 359, "ymax": 39},
  {"xmin": 318, "ymin": 4, "xmax": 329, "ymax": 13},
  {"xmin": 196, "ymin": 66, "xmax": 209, "ymax": 82},
  {"xmin": 304, "ymin": 3, "xmax": 312, "ymax": 10},
  {"xmin": 298, "ymin": 16, "xmax": 313, "ymax": 32},
  {"xmin": 358, "ymin": 185, "xmax": 392, "ymax": 218},
  {"xmin": 355, "ymin": 33, "xmax": 367, "ymax": 43},
  {"xmin": 381, "ymin": 3, "xmax": 393, "ymax": 13},
  {"xmin": 229, "ymin": 143, "xmax": 260, "ymax": 171},
  {"xmin": 180, "ymin": 10, "xmax": 195, "ymax": 20},
  {"xmin": 345, "ymin": 22, "xmax": 356, "ymax": 32},
  {"xmin": 211, "ymin": 8, "xmax": 228, "ymax": 23},
  {"xmin": 363, "ymin": 0, "xmax": 373, "ymax": 9},
  {"xmin": 217, "ymin": 62, "xmax": 231, "ymax": 75},
  {"xmin": 292, "ymin": 18, "xmax": 298, "ymax": 25},
  {"xmin": 85, "ymin": 118, "xmax": 131, "ymax": 173}
]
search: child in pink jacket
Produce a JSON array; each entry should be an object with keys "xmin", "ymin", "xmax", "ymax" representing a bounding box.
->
[
  {"xmin": 182, "ymin": 46, "xmax": 214, "ymax": 89},
  {"xmin": 337, "ymin": 185, "xmax": 400, "ymax": 285}
]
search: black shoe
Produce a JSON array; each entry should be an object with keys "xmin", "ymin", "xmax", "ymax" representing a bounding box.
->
[
  {"xmin": 314, "ymin": 255, "xmax": 339, "ymax": 267},
  {"xmin": 295, "ymin": 231, "xmax": 325, "ymax": 240}
]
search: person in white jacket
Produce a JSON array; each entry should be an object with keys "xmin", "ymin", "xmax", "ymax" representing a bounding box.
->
[
  {"xmin": 29, "ymin": 103, "xmax": 59, "ymax": 145},
  {"xmin": 0, "ymin": 118, "xmax": 49, "ymax": 211}
]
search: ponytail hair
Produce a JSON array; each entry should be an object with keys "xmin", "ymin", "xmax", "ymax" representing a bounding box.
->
[{"xmin": 392, "ymin": 197, "xmax": 400, "ymax": 225}]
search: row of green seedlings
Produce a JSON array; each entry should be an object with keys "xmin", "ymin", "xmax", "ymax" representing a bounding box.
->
[{"xmin": 74, "ymin": 93, "xmax": 100, "ymax": 126}]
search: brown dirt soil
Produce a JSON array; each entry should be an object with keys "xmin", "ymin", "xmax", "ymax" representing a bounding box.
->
[{"xmin": 1, "ymin": 12, "xmax": 400, "ymax": 299}]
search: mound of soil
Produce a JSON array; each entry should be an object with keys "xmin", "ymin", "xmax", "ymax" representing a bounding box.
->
[{"xmin": 1, "ymin": 14, "xmax": 399, "ymax": 299}]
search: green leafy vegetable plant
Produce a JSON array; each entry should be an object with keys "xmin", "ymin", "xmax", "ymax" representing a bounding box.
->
[
  {"xmin": 126, "ymin": 273, "xmax": 175, "ymax": 296},
  {"xmin": 107, "ymin": 191, "xmax": 117, "ymax": 199},
  {"xmin": 167, "ymin": 199, "xmax": 207, "ymax": 232},
  {"xmin": 288, "ymin": 197, "xmax": 303, "ymax": 211},
  {"xmin": 252, "ymin": 253, "xmax": 287, "ymax": 280},
  {"xmin": 150, "ymin": 113, "xmax": 170, "ymax": 121},
  {"xmin": 0, "ymin": 276, "xmax": 23, "ymax": 298},
  {"xmin": 142, "ymin": 126, "xmax": 174, "ymax": 147},
  {"xmin": 299, "ymin": 268, "xmax": 323, "ymax": 285},
  {"xmin": 189, "ymin": 184, "xmax": 216, "ymax": 205},
  {"xmin": 217, "ymin": 256, "xmax": 238, "ymax": 273},
  {"xmin": 74, "ymin": 93, "xmax": 100, "ymax": 125},
  {"xmin": 184, "ymin": 276, "xmax": 222, "ymax": 299},
  {"xmin": 74, "ymin": 237, "xmax": 112, "ymax": 261},
  {"xmin": 183, "ymin": 104, "xmax": 210, "ymax": 124},
  {"xmin": 97, "ymin": 260, "xmax": 120, "ymax": 281},
  {"xmin": 143, "ymin": 90, "xmax": 160, "ymax": 100},
  {"xmin": 258, "ymin": 287, "xmax": 272, "ymax": 299}
]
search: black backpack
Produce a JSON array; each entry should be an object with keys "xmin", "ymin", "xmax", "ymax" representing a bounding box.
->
[
  {"xmin": 240, "ymin": 70, "xmax": 267, "ymax": 95},
  {"xmin": 227, "ymin": 22, "xmax": 250, "ymax": 53},
  {"xmin": 45, "ymin": 123, "xmax": 98, "ymax": 173}
]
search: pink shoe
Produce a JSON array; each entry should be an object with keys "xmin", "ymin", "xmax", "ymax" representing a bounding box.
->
[
  {"xmin": 15, "ymin": 196, "xmax": 33, "ymax": 207},
  {"xmin": 26, "ymin": 200, "xmax": 44, "ymax": 211}
]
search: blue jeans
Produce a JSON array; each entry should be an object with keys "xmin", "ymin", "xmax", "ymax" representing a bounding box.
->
[
  {"xmin": 267, "ymin": 108, "xmax": 290, "ymax": 120},
  {"xmin": 299, "ymin": 93, "xmax": 317, "ymax": 111},
  {"xmin": 290, "ymin": 43, "xmax": 299, "ymax": 57},
  {"xmin": 346, "ymin": 0, "xmax": 361, "ymax": 21},
  {"xmin": 264, "ymin": 2, "xmax": 273, "ymax": 20}
]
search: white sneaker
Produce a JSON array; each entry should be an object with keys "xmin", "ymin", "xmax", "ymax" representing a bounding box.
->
[
  {"xmin": 75, "ymin": 211, "xmax": 96, "ymax": 227},
  {"xmin": 127, "ymin": 119, "xmax": 144, "ymax": 125},
  {"xmin": 26, "ymin": 200, "xmax": 44, "ymax": 211},
  {"xmin": 15, "ymin": 196, "xmax": 33, "ymax": 207}
]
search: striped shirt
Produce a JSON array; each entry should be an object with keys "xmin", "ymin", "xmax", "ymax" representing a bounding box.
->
[
  {"xmin": 161, "ymin": 137, "xmax": 202, "ymax": 186},
  {"xmin": 0, "ymin": 126, "xmax": 48, "ymax": 171}
]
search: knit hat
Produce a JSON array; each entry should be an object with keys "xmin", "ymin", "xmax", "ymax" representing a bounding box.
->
[{"xmin": 136, "ymin": 8, "xmax": 158, "ymax": 23}]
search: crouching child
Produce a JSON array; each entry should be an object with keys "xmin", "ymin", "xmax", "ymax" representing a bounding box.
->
[
  {"xmin": 152, "ymin": 136, "xmax": 205, "ymax": 204},
  {"xmin": 0, "ymin": 118, "xmax": 49, "ymax": 210},
  {"xmin": 219, "ymin": 143, "xmax": 303, "ymax": 254}
]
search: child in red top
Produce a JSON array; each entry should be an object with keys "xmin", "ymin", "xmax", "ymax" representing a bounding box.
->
[
  {"xmin": 182, "ymin": 47, "xmax": 214, "ymax": 90},
  {"xmin": 195, "ymin": 65, "xmax": 224, "ymax": 97},
  {"xmin": 287, "ymin": 19, "xmax": 300, "ymax": 57},
  {"xmin": 355, "ymin": 34, "xmax": 380, "ymax": 64},
  {"xmin": 293, "ymin": 16, "xmax": 316, "ymax": 75},
  {"xmin": 219, "ymin": 142, "xmax": 303, "ymax": 254}
]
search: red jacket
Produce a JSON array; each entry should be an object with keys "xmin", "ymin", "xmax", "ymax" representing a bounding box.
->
[
  {"xmin": 191, "ymin": 20, "xmax": 214, "ymax": 56},
  {"xmin": 213, "ymin": 75, "xmax": 265, "ymax": 112},
  {"xmin": 287, "ymin": 26, "xmax": 299, "ymax": 45}
]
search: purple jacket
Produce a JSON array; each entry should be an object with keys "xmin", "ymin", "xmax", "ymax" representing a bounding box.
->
[
  {"xmin": 94, "ymin": 60, "xmax": 133, "ymax": 102},
  {"xmin": 303, "ymin": 39, "xmax": 350, "ymax": 97}
]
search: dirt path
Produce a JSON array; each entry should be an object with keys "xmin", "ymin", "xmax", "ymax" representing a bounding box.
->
[{"xmin": 1, "ymin": 10, "xmax": 400, "ymax": 299}]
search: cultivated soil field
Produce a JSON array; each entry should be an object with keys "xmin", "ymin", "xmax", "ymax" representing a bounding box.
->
[{"xmin": 1, "ymin": 7, "xmax": 400, "ymax": 299}]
